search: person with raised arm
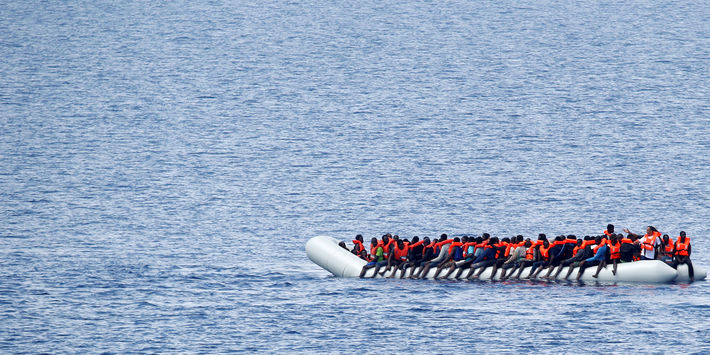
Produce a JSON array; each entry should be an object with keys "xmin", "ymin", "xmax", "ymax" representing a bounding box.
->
[{"xmin": 623, "ymin": 226, "xmax": 662, "ymax": 260}]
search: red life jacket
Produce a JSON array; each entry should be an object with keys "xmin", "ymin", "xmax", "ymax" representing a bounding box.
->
[
  {"xmin": 603, "ymin": 230, "xmax": 612, "ymax": 237},
  {"xmin": 641, "ymin": 232, "xmax": 661, "ymax": 251},
  {"xmin": 675, "ymin": 237, "xmax": 691, "ymax": 256},
  {"xmin": 539, "ymin": 245, "xmax": 550, "ymax": 260},
  {"xmin": 609, "ymin": 243, "xmax": 621, "ymax": 260},
  {"xmin": 620, "ymin": 238, "xmax": 632, "ymax": 244}
]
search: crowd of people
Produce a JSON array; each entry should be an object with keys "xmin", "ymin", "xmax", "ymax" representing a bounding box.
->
[{"xmin": 341, "ymin": 224, "xmax": 695, "ymax": 282}]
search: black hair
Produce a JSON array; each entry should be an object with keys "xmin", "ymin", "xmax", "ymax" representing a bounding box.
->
[
  {"xmin": 454, "ymin": 237, "xmax": 461, "ymax": 242},
  {"xmin": 482, "ymin": 233, "xmax": 490, "ymax": 239},
  {"xmin": 517, "ymin": 235, "xmax": 524, "ymax": 242},
  {"xmin": 411, "ymin": 236, "xmax": 420, "ymax": 243},
  {"xmin": 607, "ymin": 224, "xmax": 614, "ymax": 233},
  {"xmin": 680, "ymin": 231, "xmax": 686, "ymax": 237},
  {"xmin": 502, "ymin": 237, "xmax": 510, "ymax": 243}
]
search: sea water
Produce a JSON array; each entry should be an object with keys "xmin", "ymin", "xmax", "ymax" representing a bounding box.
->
[{"xmin": 1, "ymin": 0, "xmax": 709, "ymax": 352}]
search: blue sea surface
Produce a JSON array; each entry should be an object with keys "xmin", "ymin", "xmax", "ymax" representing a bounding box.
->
[{"xmin": 2, "ymin": 0, "xmax": 710, "ymax": 352}]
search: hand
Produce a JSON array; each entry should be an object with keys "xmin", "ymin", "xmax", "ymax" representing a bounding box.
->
[{"xmin": 623, "ymin": 228, "xmax": 631, "ymax": 234}]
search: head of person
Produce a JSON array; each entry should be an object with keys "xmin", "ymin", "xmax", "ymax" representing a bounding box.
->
[
  {"xmin": 440, "ymin": 233, "xmax": 448, "ymax": 241},
  {"xmin": 502, "ymin": 237, "xmax": 510, "ymax": 244},
  {"xmin": 525, "ymin": 240, "xmax": 532, "ymax": 247},
  {"xmin": 576, "ymin": 239, "xmax": 582, "ymax": 246},
  {"xmin": 397, "ymin": 240, "xmax": 404, "ymax": 249},
  {"xmin": 555, "ymin": 236, "xmax": 564, "ymax": 242},
  {"xmin": 629, "ymin": 234, "xmax": 638, "ymax": 242},
  {"xmin": 423, "ymin": 237, "xmax": 430, "ymax": 246},
  {"xmin": 393, "ymin": 235, "xmax": 399, "ymax": 241},
  {"xmin": 610, "ymin": 234, "xmax": 618, "ymax": 244},
  {"xmin": 482, "ymin": 233, "xmax": 490, "ymax": 240},
  {"xmin": 517, "ymin": 235, "xmax": 524, "ymax": 243},
  {"xmin": 490, "ymin": 237, "xmax": 499, "ymax": 244},
  {"xmin": 663, "ymin": 234, "xmax": 670, "ymax": 243},
  {"xmin": 595, "ymin": 236, "xmax": 602, "ymax": 244},
  {"xmin": 411, "ymin": 236, "xmax": 419, "ymax": 244},
  {"xmin": 454, "ymin": 237, "xmax": 461, "ymax": 243},
  {"xmin": 462, "ymin": 236, "xmax": 468, "ymax": 243},
  {"xmin": 475, "ymin": 237, "xmax": 483, "ymax": 244},
  {"xmin": 647, "ymin": 226, "xmax": 657, "ymax": 234},
  {"xmin": 607, "ymin": 224, "xmax": 615, "ymax": 233},
  {"xmin": 339, "ymin": 241, "xmax": 347, "ymax": 249},
  {"xmin": 382, "ymin": 235, "xmax": 390, "ymax": 244},
  {"xmin": 355, "ymin": 234, "xmax": 363, "ymax": 242},
  {"xmin": 680, "ymin": 231, "xmax": 686, "ymax": 241},
  {"xmin": 371, "ymin": 237, "xmax": 378, "ymax": 246},
  {"xmin": 538, "ymin": 234, "xmax": 546, "ymax": 241},
  {"xmin": 542, "ymin": 240, "xmax": 549, "ymax": 247},
  {"xmin": 567, "ymin": 235, "xmax": 576, "ymax": 241}
]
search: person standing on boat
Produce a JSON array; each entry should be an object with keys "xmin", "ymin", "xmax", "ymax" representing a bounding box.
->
[
  {"xmin": 623, "ymin": 226, "xmax": 662, "ymax": 260},
  {"xmin": 672, "ymin": 231, "xmax": 694, "ymax": 282}
]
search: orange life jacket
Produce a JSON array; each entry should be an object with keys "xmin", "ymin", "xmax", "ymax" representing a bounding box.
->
[
  {"xmin": 422, "ymin": 243, "xmax": 435, "ymax": 257},
  {"xmin": 542, "ymin": 246, "xmax": 551, "ymax": 260},
  {"xmin": 393, "ymin": 244, "xmax": 408, "ymax": 261},
  {"xmin": 604, "ymin": 230, "xmax": 612, "ymax": 237},
  {"xmin": 609, "ymin": 243, "xmax": 621, "ymax": 260},
  {"xmin": 641, "ymin": 232, "xmax": 661, "ymax": 251},
  {"xmin": 525, "ymin": 245, "xmax": 535, "ymax": 260},
  {"xmin": 663, "ymin": 240, "xmax": 674, "ymax": 255},
  {"xmin": 503, "ymin": 242, "xmax": 512, "ymax": 257},
  {"xmin": 448, "ymin": 242, "xmax": 463, "ymax": 255},
  {"xmin": 582, "ymin": 240, "xmax": 596, "ymax": 248},
  {"xmin": 675, "ymin": 237, "xmax": 690, "ymax": 256},
  {"xmin": 352, "ymin": 240, "xmax": 365, "ymax": 253},
  {"xmin": 620, "ymin": 238, "xmax": 632, "ymax": 244},
  {"xmin": 572, "ymin": 244, "xmax": 584, "ymax": 256},
  {"xmin": 370, "ymin": 241, "xmax": 382, "ymax": 257},
  {"xmin": 462, "ymin": 242, "xmax": 476, "ymax": 258}
]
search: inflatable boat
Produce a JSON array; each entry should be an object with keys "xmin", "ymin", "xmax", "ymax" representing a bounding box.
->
[{"xmin": 306, "ymin": 236, "xmax": 705, "ymax": 283}]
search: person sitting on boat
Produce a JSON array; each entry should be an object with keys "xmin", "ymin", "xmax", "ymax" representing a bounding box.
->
[
  {"xmin": 660, "ymin": 234, "xmax": 675, "ymax": 263},
  {"xmin": 592, "ymin": 234, "xmax": 621, "ymax": 277},
  {"xmin": 510, "ymin": 238, "xmax": 542, "ymax": 280},
  {"xmin": 498, "ymin": 235, "xmax": 527, "ymax": 280},
  {"xmin": 623, "ymin": 226, "xmax": 662, "ymax": 260},
  {"xmin": 351, "ymin": 234, "xmax": 368, "ymax": 260},
  {"xmin": 441, "ymin": 235, "xmax": 482, "ymax": 279},
  {"xmin": 576, "ymin": 236, "xmax": 608, "ymax": 280},
  {"xmin": 468, "ymin": 237, "xmax": 507, "ymax": 279},
  {"xmin": 433, "ymin": 237, "xmax": 465, "ymax": 279},
  {"xmin": 549, "ymin": 237, "xmax": 584, "ymax": 280},
  {"xmin": 410, "ymin": 234, "xmax": 450, "ymax": 279},
  {"xmin": 671, "ymin": 231, "xmax": 694, "ymax": 282},
  {"xmin": 398, "ymin": 236, "xmax": 422, "ymax": 278},
  {"xmin": 359, "ymin": 237, "xmax": 385, "ymax": 278},
  {"xmin": 383, "ymin": 239, "xmax": 410, "ymax": 277},
  {"xmin": 541, "ymin": 235, "xmax": 577, "ymax": 279},
  {"xmin": 485, "ymin": 237, "xmax": 514, "ymax": 279},
  {"xmin": 618, "ymin": 234, "xmax": 639, "ymax": 262}
]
